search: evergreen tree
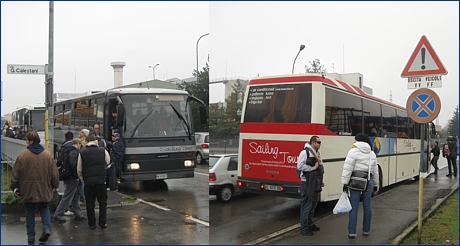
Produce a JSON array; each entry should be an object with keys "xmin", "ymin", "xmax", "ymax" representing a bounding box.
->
[{"xmin": 446, "ymin": 105, "xmax": 459, "ymax": 138}]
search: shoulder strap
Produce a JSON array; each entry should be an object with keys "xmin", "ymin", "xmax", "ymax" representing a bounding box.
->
[
  {"xmin": 367, "ymin": 154, "xmax": 372, "ymax": 180},
  {"xmin": 304, "ymin": 147, "xmax": 310, "ymax": 159}
]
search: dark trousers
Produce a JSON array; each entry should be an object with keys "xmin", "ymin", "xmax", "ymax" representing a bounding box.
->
[
  {"xmin": 447, "ymin": 156, "xmax": 458, "ymax": 176},
  {"xmin": 84, "ymin": 184, "xmax": 108, "ymax": 227}
]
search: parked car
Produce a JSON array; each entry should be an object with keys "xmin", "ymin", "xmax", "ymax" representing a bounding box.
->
[
  {"xmin": 195, "ymin": 132, "xmax": 209, "ymax": 164},
  {"xmin": 209, "ymin": 154, "xmax": 239, "ymax": 203}
]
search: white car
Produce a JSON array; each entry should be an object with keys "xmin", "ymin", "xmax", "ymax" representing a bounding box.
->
[
  {"xmin": 209, "ymin": 154, "xmax": 239, "ymax": 203},
  {"xmin": 195, "ymin": 132, "xmax": 209, "ymax": 164}
]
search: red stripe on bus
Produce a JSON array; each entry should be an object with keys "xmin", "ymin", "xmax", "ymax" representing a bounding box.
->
[
  {"xmin": 337, "ymin": 80, "xmax": 356, "ymax": 94},
  {"xmin": 249, "ymin": 75, "xmax": 334, "ymax": 85},
  {"xmin": 240, "ymin": 123, "xmax": 338, "ymax": 135}
]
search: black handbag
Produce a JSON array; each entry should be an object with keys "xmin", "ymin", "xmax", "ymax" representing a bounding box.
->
[{"xmin": 348, "ymin": 155, "xmax": 371, "ymax": 191}]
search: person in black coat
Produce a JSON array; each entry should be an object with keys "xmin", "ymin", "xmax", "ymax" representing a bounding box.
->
[
  {"xmin": 445, "ymin": 136, "xmax": 458, "ymax": 177},
  {"xmin": 430, "ymin": 141, "xmax": 440, "ymax": 175}
]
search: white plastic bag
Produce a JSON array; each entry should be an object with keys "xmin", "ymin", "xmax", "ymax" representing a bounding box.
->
[{"xmin": 333, "ymin": 192, "xmax": 352, "ymax": 214}]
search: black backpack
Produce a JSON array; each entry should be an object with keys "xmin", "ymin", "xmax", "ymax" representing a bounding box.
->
[{"xmin": 58, "ymin": 152, "xmax": 72, "ymax": 181}]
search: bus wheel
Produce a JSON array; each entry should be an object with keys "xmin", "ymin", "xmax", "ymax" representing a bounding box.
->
[
  {"xmin": 217, "ymin": 185, "xmax": 233, "ymax": 203},
  {"xmin": 196, "ymin": 152, "xmax": 203, "ymax": 165}
]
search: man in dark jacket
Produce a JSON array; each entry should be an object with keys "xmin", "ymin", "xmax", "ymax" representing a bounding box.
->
[
  {"xmin": 53, "ymin": 138, "xmax": 86, "ymax": 223},
  {"xmin": 56, "ymin": 131, "xmax": 74, "ymax": 168},
  {"xmin": 108, "ymin": 133, "xmax": 125, "ymax": 191},
  {"xmin": 446, "ymin": 136, "xmax": 458, "ymax": 177},
  {"xmin": 77, "ymin": 134, "xmax": 110, "ymax": 230},
  {"xmin": 430, "ymin": 141, "xmax": 440, "ymax": 174},
  {"xmin": 10, "ymin": 131, "xmax": 59, "ymax": 243},
  {"xmin": 296, "ymin": 136, "xmax": 324, "ymax": 236}
]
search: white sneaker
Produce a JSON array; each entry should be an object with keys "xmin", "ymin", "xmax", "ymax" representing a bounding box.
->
[{"xmin": 64, "ymin": 210, "xmax": 74, "ymax": 216}]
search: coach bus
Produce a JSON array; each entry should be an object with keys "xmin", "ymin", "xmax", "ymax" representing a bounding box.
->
[
  {"xmin": 236, "ymin": 73, "xmax": 427, "ymax": 202},
  {"xmin": 11, "ymin": 104, "xmax": 46, "ymax": 132},
  {"xmin": 53, "ymin": 87, "xmax": 207, "ymax": 182}
]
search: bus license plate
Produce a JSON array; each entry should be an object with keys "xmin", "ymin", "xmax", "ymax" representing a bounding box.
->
[
  {"xmin": 156, "ymin": 174, "xmax": 167, "ymax": 179},
  {"xmin": 265, "ymin": 184, "xmax": 281, "ymax": 191}
]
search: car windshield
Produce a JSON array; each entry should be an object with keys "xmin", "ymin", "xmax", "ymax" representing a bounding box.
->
[{"xmin": 209, "ymin": 156, "xmax": 221, "ymax": 168}]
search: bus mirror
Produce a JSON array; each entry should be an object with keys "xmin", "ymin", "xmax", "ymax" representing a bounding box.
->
[
  {"xmin": 116, "ymin": 105, "xmax": 125, "ymax": 127},
  {"xmin": 24, "ymin": 114, "xmax": 29, "ymax": 126},
  {"xmin": 199, "ymin": 105, "xmax": 207, "ymax": 125}
]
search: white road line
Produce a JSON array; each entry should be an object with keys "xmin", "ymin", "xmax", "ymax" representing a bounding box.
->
[
  {"xmin": 138, "ymin": 199, "xmax": 171, "ymax": 211},
  {"xmin": 138, "ymin": 199, "xmax": 209, "ymax": 227},
  {"xmin": 245, "ymin": 224, "xmax": 299, "ymax": 245},
  {"xmin": 194, "ymin": 172, "xmax": 208, "ymax": 177},
  {"xmin": 185, "ymin": 215, "xmax": 209, "ymax": 227}
]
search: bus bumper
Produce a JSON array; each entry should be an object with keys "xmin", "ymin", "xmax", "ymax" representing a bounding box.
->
[
  {"xmin": 121, "ymin": 169, "xmax": 194, "ymax": 182},
  {"xmin": 237, "ymin": 178, "xmax": 301, "ymax": 198}
]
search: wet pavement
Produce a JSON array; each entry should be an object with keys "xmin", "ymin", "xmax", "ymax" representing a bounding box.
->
[
  {"xmin": 263, "ymin": 162, "xmax": 459, "ymax": 245},
  {"xmin": 1, "ymin": 189, "xmax": 208, "ymax": 244}
]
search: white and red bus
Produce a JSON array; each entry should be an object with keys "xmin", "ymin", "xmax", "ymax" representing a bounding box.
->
[{"xmin": 237, "ymin": 73, "xmax": 425, "ymax": 202}]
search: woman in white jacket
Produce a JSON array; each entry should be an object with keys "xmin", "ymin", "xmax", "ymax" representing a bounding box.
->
[{"xmin": 341, "ymin": 133, "xmax": 379, "ymax": 239}]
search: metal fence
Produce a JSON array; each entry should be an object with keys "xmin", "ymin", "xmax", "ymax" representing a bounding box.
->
[{"xmin": 209, "ymin": 136, "xmax": 240, "ymax": 154}]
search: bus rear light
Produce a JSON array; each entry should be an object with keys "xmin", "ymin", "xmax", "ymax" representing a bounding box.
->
[
  {"xmin": 184, "ymin": 160, "xmax": 193, "ymax": 167},
  {"xmin": 201, "ymin": 144, "xmax": 209, "ymax": 149},
  {"xmin": 127, "ymin": 163, "xmax": 140, "ymax": 170},
  {"xmin": 209, "ymin": 172, "xmax": 216, "ymax": 182},
  {"xmin": 260, "ymin": 184, "xmax": 264, "ymax": 189}
]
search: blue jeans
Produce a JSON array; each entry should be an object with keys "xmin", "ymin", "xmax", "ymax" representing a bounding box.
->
[
  {"xmin": 23, "ymin": 202, "xmax": 51, "ymax": 239},
  {"xmin": 348, "ymin": 179, "xmax": 374, "ymax": 235},
  {"xmin": 431, "ymin": 156, "xmax": 439, "ymax": 172},
  {"xmin": 300, "ymin": 181, "xmax": 320, "ymax": 232}
]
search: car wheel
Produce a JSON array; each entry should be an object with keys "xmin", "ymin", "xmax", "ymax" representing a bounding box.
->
[
  {"xmin": 217, "ymin": 185, "xmax": 233, "ymax": 203},
  {"xmin": 196, "ymin": 152, "xmax": 203, "ymax": 164}
]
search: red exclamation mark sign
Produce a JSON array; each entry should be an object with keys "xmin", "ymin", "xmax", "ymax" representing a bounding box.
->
[{"xmin": 421, "ymin": 47, "xmax": 426, "ymax": 70}]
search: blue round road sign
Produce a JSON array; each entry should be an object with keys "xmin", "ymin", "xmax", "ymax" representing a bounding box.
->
[{"xmin": 406, "ymin": 88, "xmax": 441, "ymax": 123}]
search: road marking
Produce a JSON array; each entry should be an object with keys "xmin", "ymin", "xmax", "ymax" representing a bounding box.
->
[
  {"xmin": 138, "ymin": 199, "xmax": 171, "ymax": 211},
  {"xmin": 194, "ymin": 172, "xmax": 208, "ymax": 177},
  {"xmin": 245, "ymin": 223, "xmax": 299, "ymax": 245},
  {"xmin": 185, "ymin": 215, "xmax": 209, "ymax": 227},
  {"xmin": 138, "ymin": 199, "xmax": 209, "ymax": 227}
]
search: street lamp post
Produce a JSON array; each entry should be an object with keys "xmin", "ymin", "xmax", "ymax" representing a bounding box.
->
[
  {"xmin": 292, "ymin": 44, "xmax": 306, "ymax": 74},
  {"xmin": 149, "ymin": 64, "xmax": 159, "ymax": 80},
  {"xmin": 196, "ymin": 33, "xmax": 209, "ymax": 82}
]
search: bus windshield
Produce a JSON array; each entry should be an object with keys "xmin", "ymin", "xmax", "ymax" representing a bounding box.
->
[
  {"xmin": 243, "ymin": 83, "xmax": 312, "ymax": 123},
  {"xmin": 121, "ymin": 94, "xmax": 193, "ymax": 138},
  {"xmin": 30, "ymin": 110, "xmax": 46, "ymax": 131}
]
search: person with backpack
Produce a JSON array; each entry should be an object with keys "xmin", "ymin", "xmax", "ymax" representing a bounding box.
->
[
  {"xmin": 57, "ymin": 131, "xmax": 74, "ymax": 168},
  {"xmin": 53, "ymin": 138, "xmax": 86, "ymax": 223},
  {"xmin": 445, "ymin": 136, "xmax": 458, "ymax": 177},
  {"xmin": 297, "ymin": 135, "xmax": 324, "ymax": 236}
]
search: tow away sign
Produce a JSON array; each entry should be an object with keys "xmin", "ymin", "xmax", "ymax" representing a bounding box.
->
[{"xmin": 407, "ymin": 75, "xmax": 442, "ymax": 89}]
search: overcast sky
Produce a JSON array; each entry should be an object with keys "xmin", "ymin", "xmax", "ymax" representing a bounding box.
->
[
  {"xmin": 1, "ymin": 1, "xmax": 209, "ymax": 116},
  {"xmin": 209, "ymin": 1, "xmax": 459, "ymax": 127}
]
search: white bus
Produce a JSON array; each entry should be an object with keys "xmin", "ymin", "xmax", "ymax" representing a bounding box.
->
[
  {"xmin": 237, "ymin": 74, "xmax": 426, "ymax": 202},
  {"xmin": 53, "ymin": 87, "xmax": 207, "ymax": 182},
  {"xmin": 11, "ymin": 104, "xmax": 46, "ymax": 137}
]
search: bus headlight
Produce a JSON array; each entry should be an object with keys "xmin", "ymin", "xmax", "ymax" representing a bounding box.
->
[
  {"xmin": 184, "ymin": 160, "xmax": 193, "ymax": 167},
  {"xmin": 127, "ymin": 163, "xmax": 140, "ymax": 170}
]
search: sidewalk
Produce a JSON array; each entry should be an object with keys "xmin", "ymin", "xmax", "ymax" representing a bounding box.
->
[{"xmin": 264, "ymin": 160, "xmax": 459, "ymax": 245}]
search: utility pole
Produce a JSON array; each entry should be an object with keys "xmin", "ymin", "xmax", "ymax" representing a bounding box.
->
[{"xmin": 45, "ymin": 1, "xmax": 54, "ymax": 154}]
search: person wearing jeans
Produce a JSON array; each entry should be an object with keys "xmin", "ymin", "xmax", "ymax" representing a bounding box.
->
[
  {"xmin": 10, "ymin": 131, "xmax": 59, "ymax": 243},
  {"xmin": 348, "ymin": 179, "xmax": 375, "ymax": 236},
  {"xmin": 341, "ymin": 133, "xmax": 379, "ymax": 238}
]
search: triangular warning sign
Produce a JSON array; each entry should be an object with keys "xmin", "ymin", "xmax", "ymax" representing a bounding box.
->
[{"xmin": 401, "ymin": 36, "xmax": 447, "ymax": 77}]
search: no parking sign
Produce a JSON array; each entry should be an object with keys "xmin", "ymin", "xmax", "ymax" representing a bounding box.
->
[{"xmin": 406, "ymin": 88, "xmax": 441, "ymax": 123}]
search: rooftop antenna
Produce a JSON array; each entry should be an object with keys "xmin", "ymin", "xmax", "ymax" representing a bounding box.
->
[
  {"xmin": 389, "ymin": 90, "xmax": 393, "ymax": 102},
  {"xmin": 343, "ymin": 42, "xmax": 345, "ymax": 74},
  {"xmin": 332, "ymin": 63, "xmax": 335, "ymax": 73}
]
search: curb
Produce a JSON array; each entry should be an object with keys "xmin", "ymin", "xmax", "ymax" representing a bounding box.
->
[
  {"xmin": 81, "ymin": 191, "xmax": 140, "ymax": 211},
  {"xmin": 388, "ymin": 180, "xmax": 459, "ymax": 244}
]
